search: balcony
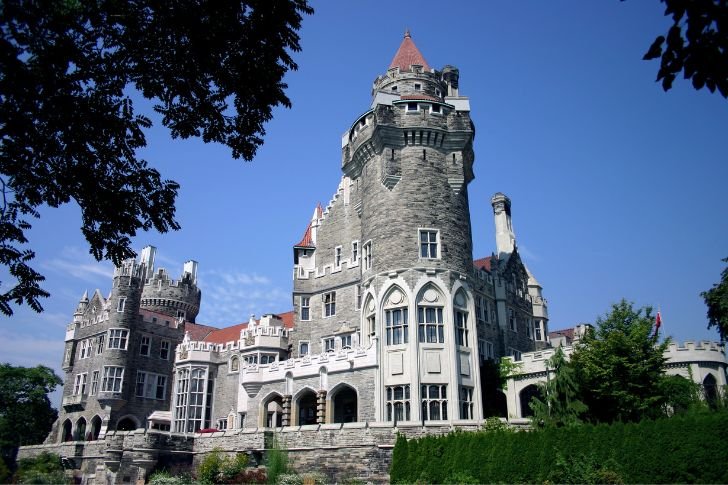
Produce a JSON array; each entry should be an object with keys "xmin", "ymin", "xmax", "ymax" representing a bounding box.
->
[{"xmin": 62, "ymin": 394, "xmax": 86, "ymax": 409}]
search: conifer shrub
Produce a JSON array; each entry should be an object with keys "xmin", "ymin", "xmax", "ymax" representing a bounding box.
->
[{"xmin": 390, "ymin": 411, "xmax": 728, "ymax": 483}]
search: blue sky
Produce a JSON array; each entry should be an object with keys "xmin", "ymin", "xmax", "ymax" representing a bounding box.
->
[{"xmin": 2, "ymin": 1, "xmax": 727, "ymax": 405}]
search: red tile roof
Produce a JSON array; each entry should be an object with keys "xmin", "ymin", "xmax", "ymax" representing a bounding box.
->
[
  {"xmin": 389, "ymin": 30, "xmax": 430, "ymax": 72},
  {"xmin": 548, "ymin": 328, "xmax": 575, "ymax": 341},
  {"xmin": 400, "ymin": 94, "xmax": 441, "ymax": 102},
  {"xmin": 294, "ymin": 222, "xmax": 315, "ymax": 248},
  {"xmin": 473, "ymin": 256, "xmax": 492, "ymax": 272},
  {"xmin": 185, "ymin": 322, "xmax": 218, "ymax": 341},
  {"xmin": 202, "ymin": 311, "xmax": 295, "ymax": 344}
]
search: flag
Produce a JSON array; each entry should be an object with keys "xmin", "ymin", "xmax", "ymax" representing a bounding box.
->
[{"xmin": 654, "ymin": 311, "xmax": 662, "ymax": 337}]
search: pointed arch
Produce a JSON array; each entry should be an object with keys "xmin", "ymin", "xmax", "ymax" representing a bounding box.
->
[
  {"xmin": 381, "ymin": 284, "xmax": 410, "ymax": 346},
  {"xmin": 90, "ymin": 415, "xmax": 102, "ymax": 441},
  {"xmin": 61, "ymin": 418, "xmax": 73, "ymax": 442},
  {"xmin": 260, "ymin": 391, "xmax": 284, "ymax": 428},
  {"xmin": 116, "ymin": 415, "xmax": 140, "ymax": 431},
  {"xmin": 519, "ymin": 384, "xmax": 542, "ymax": 418},
  {"xmin": 294, "ymin": 387, "xmax": 318, "ymax": 425},
  {"xmin": 75, "ymin": 416, "xmax": 87, "ymax": 441},
  {"xmin": 703, "ymin": 373, "xmax": 718, "ymax": 407},
  {"xmin": 329, "ymin": 383, "xmax": 358, "ymax": 423},
  {"xmin": 416, "ymin": 282, "xmax": 446, "ymax": 344},
  {"xmin": 362, "ymin": 292, "xmax": 377, "ymax": 347}
]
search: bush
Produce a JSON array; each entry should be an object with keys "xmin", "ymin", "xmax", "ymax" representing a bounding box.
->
[
  {"xmin": 148, "ymin": 470, "xmax": 195, "ymax": 485},
  {"xmin": 197, "ymin": 449, "xmax": 224, "ymax": 484},
  {"xmin": 14, "ymin": 452, "xmax": 68, "ymax": 484},
  {"xmin": 196, "ymin": 449, "xmax": 251, "ymax": 484},
  {"xmin": 276, "ymin": 473, "xmax": 302, "ymax": 485},
  {"xmin": 266, "ymin": 437, "xmax": 288, "ymax": 484}
]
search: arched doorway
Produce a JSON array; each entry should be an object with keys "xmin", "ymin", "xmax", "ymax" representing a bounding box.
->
[
  {"xmin": 90, "ymin": 415, "xmax": 102, "ymax": 441},
  {"xmin": 704, "ymin": 374, "xmax": 718, "ymax": 408},
  {"xmin": 332, "ymin": 385, "xmax": 358, "ymax": 423},
  {"xmin": 262, "ymin": 394, "xmax": 283, "ymax": 428},
  {"xmin": 75, "ymin": 417, "xmax": 87, "ymax": 441},
  {"xmin": 61, "ymin": 419, "xmax": 72, "ymax": 442},
  {"xmin": 519, "ymin": 384, "xmax": 542, "ymax": 418},
  {"xmin": 297, "ymin": 389, "xmax": 317, "ymax": 425},
  {"xmin": 117, "ymin": 417, "xmax": 138, "ymax": 431}
]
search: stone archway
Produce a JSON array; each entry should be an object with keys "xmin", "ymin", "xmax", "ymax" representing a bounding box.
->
[
  {"xmin": 75, "ymin": 417, "xmax": 87, "ymax": 441},
  {"xmin": 704, "ymin": 373, "xmax": 718, "ymax": 408},
  {"xmin": 296, "ymin": 389, "xmax": 318, "ymax": 425},
  {"xmin": 331, "ymin": 385, "xmax": 358, "ymax": 423},
  {"xmin": 519, "ymin": 384, "xmax": 542, "ymax": 418},
  {"xmin": 61, "ymin": 419, "xmax": 73, "ymax": 442},
  {"xmin": 90, "ymin": 415, "xmax": 102, "ymax": 441},
  {"xmin": 262, "ymin": 394, "xmax": 283, "ymax": 428},
  {"xmin": 116, "ymin": 416, "xmax": 139, "ymax": 431}
]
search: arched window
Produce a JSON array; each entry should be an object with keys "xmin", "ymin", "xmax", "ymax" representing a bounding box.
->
[
  {"xmin": 75, "ymin": 417, "xmax": 87, "ymax": 441},
  {"xmin": 296, "ymin": 389, "xmax": 318, "ymax": 425},
  {"xmin": 417, "ymin": 286, "xmax": 444, "ymax": 343},
  {"xmin": 454, "ymin": 289, "xmax": 469, "ymax": 347},
  {"xmin": 61, "ymin": 419, "xmax": 73, "ymax": 442},
  {"xmin": 230, "ymin": 356, "xmax": 239, "ymax": 372},
  {"xmin": 383, "ymin": 287, "xmax": 408, "ymax": 346},
  {"xmin": 519, "ymin": 385, "xmax": 542, "ymax": 418},
  {"xmin": 90, "ymin": 415, "xmax": 102, "ymax": 441},
  {"xmin": 363, "ymin": 296, "xmax": 376, "ymax": 346},
  {"xmin": 262, "ymin": 394, "xmax": 283, "ymax": 428},
  {"xmin": 704, "ymin": 374, "xmax": 718, "ymax": 408},
  {"xmin": 331, "ymin": 385, "xmax": 358, "ymax": 423}
]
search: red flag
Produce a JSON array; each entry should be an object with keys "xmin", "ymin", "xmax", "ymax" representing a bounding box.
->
[{"xmin": 654, "ymin": 311, "xmax": 662, "ymax": 336}]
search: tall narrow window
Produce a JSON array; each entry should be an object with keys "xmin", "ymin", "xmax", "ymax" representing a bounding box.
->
[
  {"xmin": 455, "ymin": 310, "xmax": 469, "ymax": 347},
  {"xmin": 140, "ymin": 336, "xmax": 151, "ymax": 356},
  {"xmin": 362, "ymin": 241, "xmax": 372, "ymax": 270},
  {"xmin": 421, "ymin": 384, "xmax": 447, "ymax": 421},
  {"xmin": 352, "ymin": 241, "xmax": 359, "ymax": 264},
  {"xmin": 97, "ymin": 335, "xmax": 105, "ymax": 354},
  {"xmin": 419, "ymin": 230, "xmax": 439, "ymax": 259},
  {"xmin": 386, "ymin": 385, "xmax": 411, "ymax": 422},
  {"xmin": 323, "ymin": 292, "xmax": 336, "ymax": 317},
  {"xmin": 385, "ymin": 308, "xmax": 408, "ymax": 345},
  {"xmin": 355, "ymin": 285, "xmax": 362, "ymax": 310},
  {"xmin": 188, "ymin": 368, "xmax": 206, "ymax": 433},
  {"xmin": 418, "ymin": 306, "xmax": 444, "ymax": 343},
  {"xmin": 508, "ymin": 309, "xmax": 516, "ymax": 331},
  {"xmin": 459, "ymin": 387, "xmax": 474, "ymax": 419},
  {"xmin": 160, "ymin": 340, "xmax": 170, "ymax": 360},
  {"xmin": 324, "ymin": 337, "xmax": 335, "ymax": 352},
  {"xmin": 90, "ymin": 370, "xmax": 99, "ymax": 395},
  {"xmin": 299, "ymin": 341, "xmax": 309, "ymax": 356},
  {"xmin": 334, "ymin": 246, "xmax": 342, "ymax": 268},
  {"xmin": 116, "ymin": 297, "xmax": 126, "ymax": 313},
  {"xmin": 156, "ymin": 375, "xmax": 167, "ymax": 400},
  {"xmin": 300, "ymin": 297, "xmax": 311, "ymax": 321},
  {"xmin": 74, "ymin": 373, "xmax": 87, "ymax": 395},
  {"xmin": 534, "ymin": 319, "xmax": 543, "ymax": 341},
  {"xmin": 174, "ymin": 369, "xmax": 190, "ymax": 433}
]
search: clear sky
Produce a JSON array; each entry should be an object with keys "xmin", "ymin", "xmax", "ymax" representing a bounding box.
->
[{"xmin": 2, "ymin": 1, "xmax": 727, "ymax": 406}]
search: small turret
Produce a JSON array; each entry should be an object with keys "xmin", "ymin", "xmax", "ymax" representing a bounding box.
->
[
  {"xmin": 140, "ymin": 258, "xmax": 202, "ymax": 323},
  {"xmin": 73, "ymin": 291, "xmax": 89, "ymax": 323}
]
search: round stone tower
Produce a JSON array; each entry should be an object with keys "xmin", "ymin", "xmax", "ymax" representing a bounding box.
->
[
  {"xmin": 138, "ymin": 246, "xmax": 201, "ymax": 322},
  {"xmin": 342, "ymin": 30, "xmax": 475, "ymax": 277}
]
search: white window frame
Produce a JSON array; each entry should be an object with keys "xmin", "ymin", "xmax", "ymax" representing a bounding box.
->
[
  {"xmin": 455, "ymin": 309, "xmax": 469, "ymax": 347},
  {"xmin": 139, "ymin": 335, "xmax": 151, "ymax": 356},
  {"xmin": 421, "ymin": 384, "xmax": 448, "ymax": 421},
  {"xmin": 108, "ymin": 328, "xmax": 129, "ymax": 350},
  {"xmin": 362, "ymin": 241, "xmax": 372, "ymax": 271},
  {"xmin": 324, "ymin": 337, "xmax": 335, "ymax": 353},
  {"xmin": 97, "ymin": 334, "xmax": 104, "ymax": 354},
  {"xmin": 334, "ymin": 246, "xmax": 342, "ymax": 269},
  {"xmin": 160, "ymin": 339, "xmax": 170, "ymax": 360},
  {"xmin": 508, "ymin": 348, "xmax": 522, "ymax": 361},
  {"xmin": 430, "ymin": 103, "xmax": 442, "ymax": 115},
  {"xmin": 74, "ymin": 373, "xmax": 87, "ymax": 395},
  {"xmin": 300, "ymin": 296, "xmax": 311, "ymax": 321},
  {"xmin": 136, "ymin": 371, "xmax": 167, "ymax": 399},
  {"xmin": 90, "ymin": 370, "xmax": 99, "ymax": 395},
  {"xmin": 406, "ymin": 102, "xmax": 419, "ymax": 112},
  {"xmin": 101, "ymin": 366, "xmax": 124, "ymax": 393},
  {"xmin": 323, "ymin": 292, "xmax": 336, "ymax": 318},
  {"xmin": 116, "ymin": 297, "xmax": 126, "ymax": 313},
  {"xmin": 385, "ymin": 308, "xmax": 408, "ymax": 346},
  {"xmin": 385, "ymin": 385, "xmax": 411, "ymax": 422},
  {"xmin": 418, "ymin": 229, "xmax": 440, "ymax": 259},
  {"xmin": 299, "ymin": 341, "xmax": 310, "ymax": 356},
  {"xmin": 351, "ymin": 240, "xmax": 359, "ymax": 264},
  {"xmin": 459, "ymin": 386, "xmax": 474, "ymax": 420}
]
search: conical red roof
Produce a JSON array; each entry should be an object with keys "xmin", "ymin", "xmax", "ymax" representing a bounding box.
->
[{"xmin": 389, "ymin": 30, "xmax": 430, "ymax": 72}]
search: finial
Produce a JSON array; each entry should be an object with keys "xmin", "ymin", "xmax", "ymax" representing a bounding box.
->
[{"xmin": 404, "ymin": 28, "xmax": 411, "ymax": 39}]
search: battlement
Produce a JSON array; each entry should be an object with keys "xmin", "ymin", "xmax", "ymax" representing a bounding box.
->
[{"xmin": 665, "ymin": 340, "xmax": 726, "ymax": 364}]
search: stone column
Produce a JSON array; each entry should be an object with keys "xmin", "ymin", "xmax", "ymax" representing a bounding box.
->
[
  {"xmin": 281, "ymin": 395, "xmax": 292, "ymax": 426},
  {"xmin": 316, "ymin": 390, "xmax": 327, "ymax": 424}
]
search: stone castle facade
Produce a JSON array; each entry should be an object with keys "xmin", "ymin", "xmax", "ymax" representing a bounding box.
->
[{"xmin": 24, "ymin": 32, "xmax": 725, "ymax": 483}]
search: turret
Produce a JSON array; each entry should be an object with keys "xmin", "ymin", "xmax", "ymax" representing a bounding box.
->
[
  {"xmin": 491, "ymin": 193, "xmax": 516, "ymax": 259},
  {"xmin": 140, "ymin": 255, "xmax": 201, "ymax": 322}
]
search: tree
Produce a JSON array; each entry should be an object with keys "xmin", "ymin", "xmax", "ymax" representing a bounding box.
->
[
  {"xmin": 0, "ymin": 364, "xmax": 62, "ymax": 469},
  {"xmin": 529, "ymin": 346, "xmax": 587, "ymax": 428},
  {"xmin": 642, "ymin": 0, "xmax": 728, "ymax": 98},
  {"xmin": 570, "ymin": 300, "xmax": 670, "ymax": 423},
  {"xmin": 701, "ymin": 257, "xmax": 728, "ymax": 341},
  {"xmin": 0, "ymin": 0, "xmax": 313, "ymax": 316}
]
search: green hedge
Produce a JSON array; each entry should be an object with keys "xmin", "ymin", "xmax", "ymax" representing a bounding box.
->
[{"xmin": 390, "ymin": 411, "xmax": 728, "ymax": 484}]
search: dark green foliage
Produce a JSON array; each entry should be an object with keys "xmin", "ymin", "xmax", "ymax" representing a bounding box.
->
[
  {"xmin": 390, "ymin": 411, "xmax": 728, "ymax": 484},
  {"xmin": 529, "ymin": 346, "xmax": 587, "ymax": 428},
  {"xmin": 0, "ymin": 0, "xmax": 313, "ymax": 316},
  {"xmin": 660, "ymin": 374, "xmax": 703, "ymax": 414},
  {"xmin": 196, "ymin": 449, "xmax": 249, "ymax": 484},
  {"xmin": 0, "ymin": 364, "xmax": 62, "ymax": 470},
  {"xmin": 571, "ymin": 300, "xmax": 670, "ymax": 423},
  {"xmin": 642, "ymin": 0, "xmax": 728, "ymax": 98},
  {"xmin": 265, "ymin": 437, "xmax": 288, "ymax": 484},
  {"xmin": 701, "ymin": 257, "xmax": 728, "ymax": 341},
  {"xmin": 14, "ymin": 452, "xmax": 68, "ymax": 484}
]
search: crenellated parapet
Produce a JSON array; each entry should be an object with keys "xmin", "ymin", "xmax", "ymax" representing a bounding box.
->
[
  {"xmin": 664, "ymin": 341, "xmax": 727, "ymax": 367},
  {"xmin": 140, "ymin": 261, "xmax": 201, "ymax": 323}
]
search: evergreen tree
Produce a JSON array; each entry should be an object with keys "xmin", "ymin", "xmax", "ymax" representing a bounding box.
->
[
  {"xmin": 571, "ymin": 300, "xmax": 670, "ymax": 423},
  {"xmin": 529, "ymin": 346, "xmax": 587, "ymax": 427},
  {"xmin": 701, "ymin": 257, "xmax": 728, "ymax": 342}
]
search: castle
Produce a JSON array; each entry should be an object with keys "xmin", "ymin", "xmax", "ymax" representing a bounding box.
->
[{"xmin": 24, "ymin": 32, "xmax": 726, "ymax": 483}]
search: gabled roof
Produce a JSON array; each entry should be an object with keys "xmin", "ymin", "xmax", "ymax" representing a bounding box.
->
[
  {"xmin": 185, "ymin": 322, "xmax": 218, "ymax": 341},
  {"xmin": 389, "ymin": 30, "xmax": 430, "ymax": 72},
  {"xmin": 202, "ymin": 311, "xmax": 295, "ymax": 344},
  {"xmin": 548, "ymin": 328, "xmax": 574, "ymax": 342},
  {"xmin": 473, "ymin": 256, "xmax": 492, "ymax": 272},
  {"xmin": 294, "ymin": 222, "xmax": 315, "ymax": 248}
]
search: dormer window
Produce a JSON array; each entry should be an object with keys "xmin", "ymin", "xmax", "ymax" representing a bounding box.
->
[{"xmin": 414, "ymin": 83, "xmax": 421, "ymax": 91}]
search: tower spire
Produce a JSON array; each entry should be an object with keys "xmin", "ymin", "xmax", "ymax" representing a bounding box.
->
[{"xmin": 389, "ymin": 30, "xmax": 430, "ymax": 72}]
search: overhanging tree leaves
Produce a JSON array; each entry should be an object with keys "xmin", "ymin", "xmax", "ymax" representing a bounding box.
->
[
  {"xmin": 571, "ymin": 299, "xmax": 670, "ymax": 423},
  {"xmin": 0, "ymin": 0, "xmax": 313, "ymax": 315},
  {"xmin": 529, "ymin": 346, "xmax": 587, "ymax": 428},
  {"xmin": 0, "ymin": 364, "xmax": 62, "ymax": 468},
  {"xmin": 643, "ymin": 0, "xmax": 728, "ymax": 97},
  {"xmin": 701, "ymin": 257, "xmax": 728, "ymax": 341}
]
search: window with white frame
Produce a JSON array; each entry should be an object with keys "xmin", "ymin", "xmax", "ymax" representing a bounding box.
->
[
  {"xmin": 508, "ymin": 348, "xmax": 522, "ymax": 361},
  {"xmin": 136, "ymin": 371, "xmax": 167, "ymax": 400},
  {"xmin": 116, "ymin": 297, "xmax": 126, "ymax": 312},
  {"xmin": 367, "ymin": 313, "xmax": 376, "ymax": 342},
  {"xmin": 534, "ymin": 319, "xmax": 543, "ymax": 341},
  {"xmin": 260, "ymin": 354, "xmax": 276, "ymax": 364},
  {"xmin": 299, "ymin": 341, "xmax": 309, "ymax": 356},
  {"xmin": 160, "ymin": 340, "xmax": 170, "ymax": 360},
  {"xmin": 421, "ymin": 384, "xmax": 447, "ymax": 421},
  {"xmin": 385, "ymin": 308, "xmax": 408, "ymax": 345},
  {"xmin": 355, "ymin": 285, "xmax": 362, "ymax": 310},
  {"xmin": 414, "ymin": 83, "xmax": 421, "ymax": 91},
  {"xmin": 459, "ymin": 386, "xmax": 474, "ymax": 419},
  {"xmin": 386, "ymin": 385, "xmax": 410, "ymax": 422},
  {"xmin": 430, "ymin": 103, "xmax": 441, "ymax": 114},
  {"xmin": 324, "ymin": 337, "xmax": 335, "ymax": 353},
  {"xmin": 74, "ymin": 373, "xmax": 87, "ymax": 395},
  {"xmin": 341, "ymin": 334, "xmax": 353, "ymax": 350},
  {"xmin": 419, "ymin": 229, "xmax": 439, "ymax": 259},
  {"xmin": 475, "ymin": 297, "xmax": 484, "ymax": 324},
  {"xmin": 173, "ymin": 369, "xmax": 189, "ymax": 433},
  {"xmin": 527, "ymin": 318, "xmax": 533, "ymax": 339},
  {"xmin": 334, "ymin": 246, "xmax": 342, "ymax": 269},
  {"xmin": 484, "ymin": 300, "xmax": 490, "ymax": 323},
  {"xmin": 455, "ymin": 309, "xmax": 469, "ymax": 347},
  {"xmin": 97, "ymin": 335, "xmax": 104, "ymax": 354},
  {"xmin": 79, "ymin": 339, "xmax": 89, "ymax": 359},
  {"xmin": 108, "ymin": 328, "xmax": 129, "ymax": 350},
  {"xmin": 140, "ymin": 335, "xmax": 151, "ymax": 356},
  {"xmin": 418, "ymin": 306, "xmax": 444, "ymax": 343},
  {"xmin": 300, "ymin": 296, "xmax": 310, "ymax": 321},
  {"xmin": 508, "ymin": 308, "xmax": 516, "ymax": 331},
  {"xmin": 90, "ymin": 370, "xmax": 99, "ymax": 395},
  {"xmin": 230, "ymin": 356, "xmax": 239, "ymax": 372},
  {"xmin": 101, "ymin": 366, "xmax": 124, "ymax": 392},
  {"xmin": 352, "ymin": 241, "xmax": 359, "ymax": 264},
  {"xmin": 323, "ymin": 292, "xmax": 336, "ymax": 317},
  {"xmin": 217, "ymin": 418, "xmax": 228, "ymax": 430},
  {"xmin": 362, "ymin": 241, "xmax": 372, "ymax": 270}
]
